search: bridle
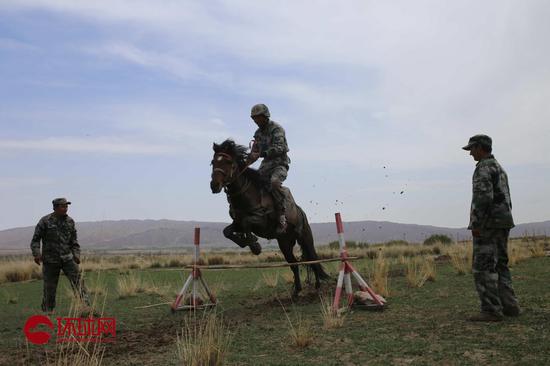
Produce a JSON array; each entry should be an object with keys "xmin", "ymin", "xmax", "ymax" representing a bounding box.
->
[
  {"xmin": 212, "ymin": 152, "xmax": 251, "ymax": 193},
  {"xmin": 212, "ymin": 152, "xmax": 235, "ymax": 178}
]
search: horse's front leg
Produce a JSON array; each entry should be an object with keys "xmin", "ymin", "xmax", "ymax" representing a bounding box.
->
[
  {"xmin": 223, "ymin": 222, "xmax": 261, "ymax": 255},
  {"xmin": 240, "ymin": 217, "xmax": 263, "ymax": 255}
]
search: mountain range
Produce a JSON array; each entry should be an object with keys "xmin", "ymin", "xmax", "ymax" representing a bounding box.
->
[{"xmin": 1, "ymin": 218, "xmax": 549, "ymax": 253}]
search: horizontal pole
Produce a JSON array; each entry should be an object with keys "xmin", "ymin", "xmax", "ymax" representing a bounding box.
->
[
  {"xmin": 150, "ymin": 256, "xmax": 361, "ymax": 271},
  {"xmin": 134, "ymin": 301, "xmax": 172, "ymax": 309}
]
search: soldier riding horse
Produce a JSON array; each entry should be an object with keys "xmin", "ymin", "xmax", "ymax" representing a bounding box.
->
[{"xmin": 210, "ymin": 139, "xmax": 329, "ymax": 297}]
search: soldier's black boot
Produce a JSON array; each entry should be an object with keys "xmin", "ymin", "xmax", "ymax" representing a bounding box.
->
[
  {"xmin": 271, "ymin": 184, "xmax": 288, "ymax": 235},
  {"xmin": 276, "ymin": 213, "xmax": 288, "ymax": 235}
]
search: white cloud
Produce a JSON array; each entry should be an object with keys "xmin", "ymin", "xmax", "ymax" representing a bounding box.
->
[
  {"xmin": 0, "ymin": 137, "xmax": 180, "ymax": 155},
  {"xmin": 84, "ymin": 42, "xmax": 210, "ymax": 82},
  {"xmin": 0, "ymin": 176, "xmax": 55, "ymax": 188},
  {"xmin": 0, "ymin": 103, "xmax": 244, "ymax": 158},
  {"xmin": 5, "ymin": 1, "xmax": 549, "ymax": 168}
]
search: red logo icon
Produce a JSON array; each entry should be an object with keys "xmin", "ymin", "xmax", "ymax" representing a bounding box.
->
[
  {"xmin": 24, "ymin": 315, "xmax": 54, "ymax": 345},
  {"xmin": 24, "ymin": 315, "xmax": 116, "ymax": 344}
]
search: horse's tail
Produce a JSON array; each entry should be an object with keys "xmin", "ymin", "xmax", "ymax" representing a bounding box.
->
[{"xmin": 296, "ymin": 206, "xmax": 330, "ymax": 281}]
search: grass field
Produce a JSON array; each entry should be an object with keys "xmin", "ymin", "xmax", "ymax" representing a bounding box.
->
[{"xmin": 1, "ymin": 245, "xmax": 549, "ymax": 365}]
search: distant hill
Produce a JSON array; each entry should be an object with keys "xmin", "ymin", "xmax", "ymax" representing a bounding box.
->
[{"xmin": 1, "ymin": 218, "xmax": 549, "ymax": 252}]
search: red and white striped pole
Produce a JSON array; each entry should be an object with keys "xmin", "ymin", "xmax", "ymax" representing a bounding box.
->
[
  {"xmin": 171, "ymin": 227, "xmax": 216, "ymax": 311},
  {"xmin": 332, "ymin": 213, "xmax": 386, "ymax": 312},
  {"xmin": 335, "ymin": 213, "xmax": 348, "ymax": 259},
  {"xmin": 192, "ymin": 227, "xmax": 200, "ymax": 307},
  {"xmin": 333, "ymin": 213, "xmax": 353, "ymax": 310},
  {"xmin": 193, "ymin": 227, "xmax": 216, "ymax": 305}
]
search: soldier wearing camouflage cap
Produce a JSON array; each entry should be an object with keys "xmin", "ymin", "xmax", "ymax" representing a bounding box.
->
[
  {"xmin": 30, "ymin": 198, "xmax": 90, "ymax": 313},
  {"xmin": 246, "ymin": 104, "xmax": 291, "ymax": 234},
  {"xmin": 463, "ymin": 135, "xmax": 520, "ymax": 322}
]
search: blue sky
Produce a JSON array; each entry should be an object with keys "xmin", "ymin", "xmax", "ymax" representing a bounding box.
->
[{"xmin": 1, "ymin": 1, "xmax": 549, "ymax": 230}]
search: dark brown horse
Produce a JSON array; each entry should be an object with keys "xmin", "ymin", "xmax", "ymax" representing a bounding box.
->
[{"xmin": 210, "ymin": 139, "xmax": 329, "ymax": 296}]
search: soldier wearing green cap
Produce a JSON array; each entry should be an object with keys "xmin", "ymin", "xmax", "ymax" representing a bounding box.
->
[
  {"xmin": 463, "ymin": 135, "xmax": 520, "ymax": 322},
  {"xmin": 30, "ymin": 198, "xmax": 90, "ymax": 312},
  {"xmin": 246, "ymin": 103, "xmax": 291, "ymax": 234}
]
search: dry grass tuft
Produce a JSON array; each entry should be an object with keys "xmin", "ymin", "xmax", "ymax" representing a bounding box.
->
[
  {"xmin": 47, "ymin": 283, "xmax": 108, "ymax": 366},
  {"xmin": 319, "ymin": 293, "xmax": 345, "ymax": 329},
  {"xmin": 371, "ymin": 250, "xmax": 390, "ymax": 297},
  {"xmin": 262, "ymin": 272, "xmax": 279, "ymax": 288},
  {"xmin": 528, "ymin": 241, "xmax": 546, "ymax": 258},
  {"xmin": 282, "ymin": 272, "xmax": 295, "ymax": 284},
  {"xmin": 405, "ymin": 258, "xmax": 424, "ymax": 287},
  {"xmin": 449, "ymin": 245, "xmax": 471, "ymax": 275},
  {"xmin": 421, "ymin": 257, "xmax": 437, "ymax": 282},
  {"xmin": 280, "ymin": 303, "xmax": 313, "ymax": 348},
  {"xmin": 87, "ymin": 273, "xmax": 107, "ymax": 297},
  {"xmin": 48, "ymin": 292, "xmax": 107, "ymax": 366},
  {"xmin": 406, "ymin": 258, "xmax": 425, "ymax": 288},
  {"xmin": 291, "ymin": 319, "xmax": 313, "ymax": 348},
  {"xmin": 0, "ymin": 260, "xmax": 42, "ymax": 284},
  {"xmin": 176, "ymin": 312, "xmax": 232, "ymax": 366},
  {"xmin": 206, "ymin": 255, "xmax": 227, "ymax": 266},
  {"xmin": 116, "ymin": 272, "xmax": 146, "ymax": 298},
  {"xmin": 406, "ymin": 257, "xmax": 436, "ymax": 288}
]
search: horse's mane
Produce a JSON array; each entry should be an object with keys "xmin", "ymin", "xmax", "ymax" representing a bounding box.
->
[{"xmin": 215, "ymin": 139, "xmax": 267, "ymax": 186}]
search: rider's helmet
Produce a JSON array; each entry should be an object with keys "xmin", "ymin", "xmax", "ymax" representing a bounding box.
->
[{"xmin": 250, "ymin": 103, "xmax": 270, "ymax": 118}]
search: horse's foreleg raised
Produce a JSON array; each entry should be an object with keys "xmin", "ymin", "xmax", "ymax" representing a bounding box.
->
[{"xmin": 223, "ymin": 223, "xmax": 261, "ymax": 255}]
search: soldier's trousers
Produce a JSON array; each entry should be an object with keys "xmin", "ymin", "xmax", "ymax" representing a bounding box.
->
[
  {"xmin": 472, "ymin": 229, "xmax": 519, "ymax": 315},
  {"xmin": 259, "ymin": 165, "xmax": 289, "ymax": 214},
  {"xmin": 42, "ymin": 260, "xmax": 90, "ymax": 311}
]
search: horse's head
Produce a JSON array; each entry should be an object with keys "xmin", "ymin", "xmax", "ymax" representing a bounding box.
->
[{"xmin": 210, "ymin": 140, "xmax": 247, "ymax": 193}]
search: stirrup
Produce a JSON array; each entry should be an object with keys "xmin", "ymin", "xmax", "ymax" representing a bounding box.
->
[{"xmin": 276, "ymin": 215, "xmax": 287, "ymax": 234}]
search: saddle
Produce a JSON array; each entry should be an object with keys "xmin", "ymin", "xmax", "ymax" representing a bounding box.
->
[{"xmin": 259, "ymin": 186, "xmax": 299, "ymax": 226}]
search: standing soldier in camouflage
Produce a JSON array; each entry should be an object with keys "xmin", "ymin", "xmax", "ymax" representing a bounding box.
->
[
  {"xmin": 31, "ymin": 198, "xmax": 90, "ymax": 313},
  {"xmin": 246, "ymin": 103, "xmax": 291, "ymax": 234},
  {"xmin": 463, "ymin": 135, "xmax": 520, "ymax": 322}
]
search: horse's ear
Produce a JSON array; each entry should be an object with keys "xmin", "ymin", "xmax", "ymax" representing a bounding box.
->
[{"xmin": 213, "ymin": 143, "xmax": 220, "ymax": 152}]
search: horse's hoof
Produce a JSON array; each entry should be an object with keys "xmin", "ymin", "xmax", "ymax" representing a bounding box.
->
[
  {"xmin": 249, "ymin": 242, "xmax": 262, "ymax": 255},
  {"xmin": 244, "ymin": 233, "xmax": 259, "ymax": 245}
]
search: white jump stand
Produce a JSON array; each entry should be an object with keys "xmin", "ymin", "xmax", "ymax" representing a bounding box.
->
[{"xmin": 171, "ymin": 227, "xmax": 217, "ymax": 312}]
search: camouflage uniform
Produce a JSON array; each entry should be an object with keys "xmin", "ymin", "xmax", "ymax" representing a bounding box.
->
[
  {"xmin": 253, "ymin": 119, "xmax": 291, "ymax": 215},
  {"xmin": 31, "ymin": 209, "xmax": 90, "ymax": 311},
  {"xmin": 465, "ymin": 136, "xmax": 519, "ymax": 316}
]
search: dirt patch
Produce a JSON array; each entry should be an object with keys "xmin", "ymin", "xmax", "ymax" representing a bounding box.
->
[
  {"xmin": 246, "ymin": 286, "xmax": 330, "ymax": 309},
  {"xmin": 462, "ymin": 349, "xmax": 498, "ymax": 363},
  {"xmin": 392, "ymin": 357, "xmax": 417, "ymax": 365}
]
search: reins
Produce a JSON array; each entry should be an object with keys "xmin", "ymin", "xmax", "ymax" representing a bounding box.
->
[{"xmin": 213, "ymin": 152, "xmax": 253, "ymax": 196}]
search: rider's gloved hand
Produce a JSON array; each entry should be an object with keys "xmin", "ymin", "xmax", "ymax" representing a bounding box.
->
[{"xmin": 247, "ymin": 151, "xmax": 260, "ymax": 165}]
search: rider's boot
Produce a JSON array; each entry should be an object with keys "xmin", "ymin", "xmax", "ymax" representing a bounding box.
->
[
  {"xmin": 270, "ymin": 180, "xmax": 288, "ymax": 235},
  {"xmin": 273, "ymin": 196, "xmax": 287, "ymax": 235},
  {"xmin": 276, "ymin": 213, "xmax": 287, "ymax": 235}
]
